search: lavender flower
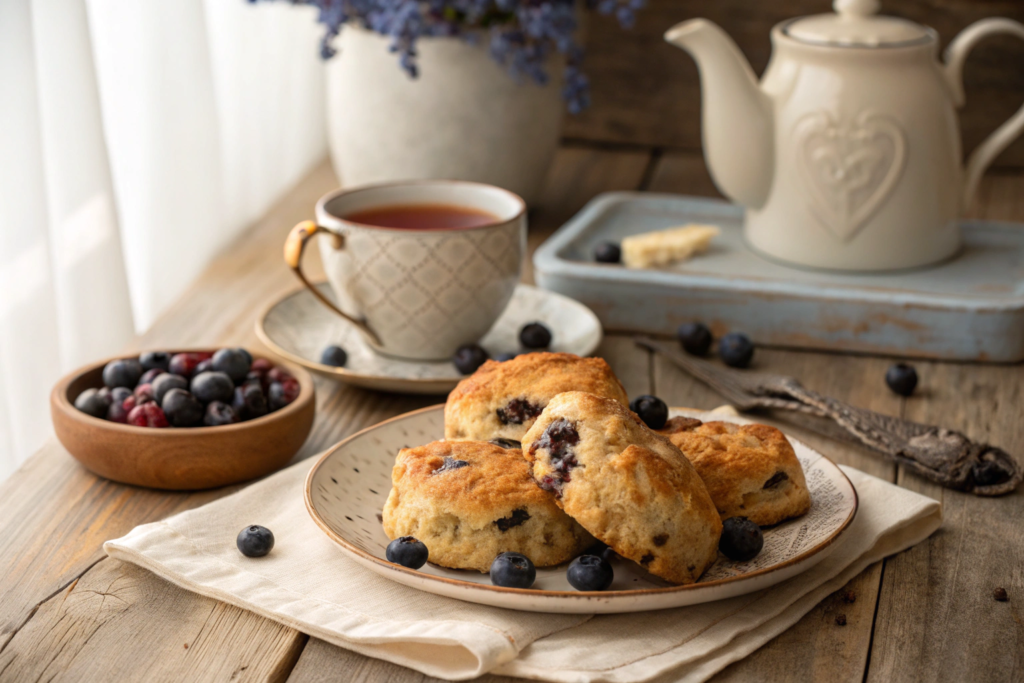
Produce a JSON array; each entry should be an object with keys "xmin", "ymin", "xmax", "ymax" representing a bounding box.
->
[{"xmin": 247, "ymin": 0, "xmax": 644, "ymax": 112}]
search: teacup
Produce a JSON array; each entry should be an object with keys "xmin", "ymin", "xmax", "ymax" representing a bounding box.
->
[{"xmin": 284, "ymin": 180, "xmax": 526, "ymax": 361}]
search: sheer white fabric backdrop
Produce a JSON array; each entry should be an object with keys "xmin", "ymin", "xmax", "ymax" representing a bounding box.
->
[{"xmin": 0, "ymin": 0, "xmax": 328, "ymax": 481}]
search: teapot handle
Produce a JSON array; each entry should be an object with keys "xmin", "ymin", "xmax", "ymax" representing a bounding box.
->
[{"xmin": 944, "ymin": 18, "xmax": 1024, "ymax": 210}]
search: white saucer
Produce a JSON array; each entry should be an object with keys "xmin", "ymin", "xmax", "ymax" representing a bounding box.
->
[
  {"xmin": 304, "ymin": 406, "xmax": 859, "ymax": 614},
  {"xmin": 256, "ymin": 283, "xmax": 603, "ymax": 394}
]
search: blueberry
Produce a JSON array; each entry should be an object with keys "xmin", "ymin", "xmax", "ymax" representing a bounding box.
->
[
  {"xmin": 320, "ymin": 345, "xmax": 348, "ymax": 367},
  {"xmin": 212, "ymin": 348, "xmax": 251, "ymax": 381},
  {"xmin": 593, "ymin": 242, "xmax": 621, "ymax": 264},
  {"xmin": 138, "ymin": 368, "xmax": 165, "ymax": 386},
  {"xmin": 386, "ymin": 536, "xmax": 429, "ymax": 569},
  {"xmin": 168, "ymin": 352, "xmax": 206, "ymax": 379},
  {"xmin": 237, "ymin": 525, "xmax": 275, "ymax": 558},
  {"xmin": 161, "ymin": 388, "xmax": 204, "ymax": 428},
  {"xmin": 719, "ymin": 517, "xmax": 764, "ymax": 562},
  {"xmin": 127, "ymin": 403, "xmax": 169, "ymax": 428},
  {"xmin": 973, "ymin": 459, "xmax": 1011, "ymax": 487},
  {"xmin": 453, "ymin": 344, "xmax": 489, "ymax": 375},
  {"xmin": 567, "ymin": 554, "xmax": 614, "ymax": 591},
  {"xmin": 885, "ymin": 363, "xmax": 918, "ymax": 397},
  {"xmin": 268, "ymin": 380, "xmax": 300, "ymax": 412},
  {"xmin": 195, "ymin": 359, "xmax": 214, "ymax": 375},
  {"xmin": 102, "ymin": 359, "xmax": 143, "ymax": 389},
  {"xmin": 677, "ymin": 322, "xmax": 713, "ymax": 356},
  {"xmin": 191, "ymin": 371, "xmax": 234, "ymax": 404},
  {"xmin": 719, "ymin": 332, "xmax": 754, "ymax": 368},
  {"xmin": 235, "ymin": 348, "xmax": 253, "ymax": 366},
  {"xmin": 110, "ymin": 386, "xmax": 133, "ymax": 405},
  {"xmin": 490, "ymin": 552, "xmax": 536, "ymax": 588},
  {"xmin": 494, "ymin": 352, "xmax": 518, "ymax": 362},
  {"xmin": 152, "ymin": 373, "xmax": 188, "ymax": 405},
  {"xmin": 629, "ymin": 395, "xmax": 669, "ymax": 430},
  {"xmin": 139, "ymin": 351, "xmax": 171, "ymax": 372},
  {"xmin": 75, "ymin": 388, "xmax": 112, "ymax": 418},
  {"xmin": 106, "ymin": 400, "xmax": 130, "ymax": 423},
  {"xmin": 519, "ymin": 322, "xmax": 552, "ymax": 349},
  {"xmin": 233, "ymin": 383, "xmax": 268, "ymax": 421},
  {"xmin": 204, "ymin": 401, "xmax": 239, "ymax": 426}
]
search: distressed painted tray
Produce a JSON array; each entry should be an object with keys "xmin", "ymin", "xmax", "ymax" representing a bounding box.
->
[{"xmin": 533, "ymin": 192, "xmax": 1024, "ymax": 362}]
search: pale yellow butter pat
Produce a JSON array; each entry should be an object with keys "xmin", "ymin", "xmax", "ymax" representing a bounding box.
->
[{"xmin": 621, "ymin": 224, "xmax": 721, "ymax": 268}]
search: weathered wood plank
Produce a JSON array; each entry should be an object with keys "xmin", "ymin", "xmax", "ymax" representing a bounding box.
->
[
  {"xmin": 0, "ymin": 557, "xmax": 306, "ymax": 683},
  {"xmin": 567, "ymin": 0, "xmax": 1024, "ymax": 168},
  {"xmin": 867, "ymin": 360, "xmax": 1024, "ymax": 682}
]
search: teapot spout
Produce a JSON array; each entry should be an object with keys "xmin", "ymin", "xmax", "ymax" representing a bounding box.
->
[{"xmin": 665, "ymin": 19, "xmax": 773, "ymax": 209}]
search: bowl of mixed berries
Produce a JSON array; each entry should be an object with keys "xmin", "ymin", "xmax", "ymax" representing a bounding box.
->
[{"xmin": 51, "ymin": 348, "xmax": 315, "ymax": 490}]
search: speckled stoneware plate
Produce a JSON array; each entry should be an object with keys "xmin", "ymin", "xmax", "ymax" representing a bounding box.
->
[
  {"xmin": 304, "ymin": 406, "xmax": 859, "ymax": 614},
  {"xmin": 257, "ymin": 283, "xmax": 602, "ymax": 394}
]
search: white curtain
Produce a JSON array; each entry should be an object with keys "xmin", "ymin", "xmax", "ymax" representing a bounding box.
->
[{"xmin": 0, "ymin": 0, "xmax": 328, "ymax": 481}]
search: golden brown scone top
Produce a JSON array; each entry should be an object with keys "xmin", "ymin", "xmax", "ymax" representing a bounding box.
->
[
  {"xmin": 444, "ymin": 352, "xmax": 629, "ymax": 442},
  {"xmin": 659, "ymin": 418, "xmax": 811, "ymax": 526}
]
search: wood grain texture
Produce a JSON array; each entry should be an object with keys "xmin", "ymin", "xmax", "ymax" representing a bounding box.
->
[
  {"xmin": 566, "ymin": 0, "xmax": 1024, "ymax": 168},
  {"xmin": 866, "ymin": 360, "xmax": 1024, "ymax": 682}
]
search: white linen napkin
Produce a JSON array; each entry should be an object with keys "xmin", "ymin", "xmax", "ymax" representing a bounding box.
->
[{"xmin": 105, "ymin": 454, "xmax": 940, "ymax": 683}]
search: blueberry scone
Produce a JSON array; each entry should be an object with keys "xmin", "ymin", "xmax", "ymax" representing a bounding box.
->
[
  {"xmin": 521, "ymin": 392, "xmax": 721, "ymax": 584},
  {"xmin": 382, "ymin": 440, "xmax": 593, "ymax": 572},
  {"xmin": 444, "ymin": 352, "xmax": 629, "ymax": 445},
  {"xmin": 659, "ymin": 417, "xmax": 811, "ymax": 527}
]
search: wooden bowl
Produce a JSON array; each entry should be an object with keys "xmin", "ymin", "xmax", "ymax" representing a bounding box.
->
[{"xmin": 50, "ymin": 350, "xmax": 316, "ymax": 490}]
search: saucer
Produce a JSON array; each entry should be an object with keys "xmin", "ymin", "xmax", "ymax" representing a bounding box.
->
[{"xmin": 256, "ymin": 283, "xmax": 603, "ymax": 394}]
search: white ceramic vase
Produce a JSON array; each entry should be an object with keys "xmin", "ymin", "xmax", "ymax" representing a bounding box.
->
[{"xmin": 326, "ymin": 27, "xmax": 564, "ymax": 206}]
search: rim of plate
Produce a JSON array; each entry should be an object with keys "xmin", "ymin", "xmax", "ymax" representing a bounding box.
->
[
  {"xmin": 256, "ymin": 283, "xmax": 603, "ymax": 386},
  {"xmin": 304, "ymin": 404, "xmax": 860, "ymax": 599}
]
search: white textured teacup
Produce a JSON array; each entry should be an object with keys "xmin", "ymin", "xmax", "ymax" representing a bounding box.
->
[{"xmin": 284, "ymin": 181, "xmax": 526, "ymax": 361}]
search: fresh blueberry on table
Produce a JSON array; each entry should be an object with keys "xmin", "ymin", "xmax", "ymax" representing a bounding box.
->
[
  {"xmin": 885, "ymin": 363, "xmax": 918, "ymax": 397},
  {"xmin": 719, "ymin": 517, "xmax": 763, "ymax": 562},
  {"xmin": 320, "ymin": 345, "xmax": 348, "ymax": 367},
  {"xmin": 138, "ymin": 367, "xmax": 165, "ymax": 387},
  {"xmin": 161, "ymin": 388, "xmax": 204, "ymax": 428},
  {"xmin": 152, "ymin": 373, "xmax": 188, "ymax": 405},
  {"xmin": 453, "ymin": 344, "xmax": 490, "ymax": 375},
  {"xmin": 102, "ymin": 358, "xmax": 143, "ymax": 390},
  {"xmin": 677, "ymin": 322, "xmax": 713, "ymax": 356},
  {"xmin": 127, "ymin": 402, "xmax": 169, "ymax": 428},
  {"xmin": 385, "ymin": 536, "xmax": 429, "ymax": 569},
  {"xmin": 490, "ymin": 552, "xmax": 536, "ymax": 589},
  {"xmin": 139, "ymin": 351, "xmax": 171, "ymax": 372},
  {"xmin": 719, "ymin": 332, "xmax": 754, "ymax": 368},
  {"xmin": 74, "ymin": 388, "xmax": 112, "ymax": 418},
  {"xmin": 237, "ymin": 525, "xmax": 275, "ymax": 558},
  {"xmin": 519, "ymin": 322, "xmax": 552, "ymax": 349},
  {"xmin": 593, "ymin": 241, "xmax": 622, "ymax": 264},
  {"xmin": 212, "ymin": 348, "xmax": 251, "ymax": 381},
  {"xmin": 191, "ymin": 371, "xmax": 234, "ymax": 404},
  {"xmin": 629, "ymin": 395, "xmax": 669, "ymax": 430},
  {"xmin": 204, "ymin": 401, "xmax": 239, "ymax": 427},
  {"xmin": 566, "ymin": 554, "xmax": 614, "ymax": 591}
]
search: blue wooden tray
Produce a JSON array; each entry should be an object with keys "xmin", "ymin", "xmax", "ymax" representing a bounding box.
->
[{"xmin": 533, "ymin": 192, "xmax": 1024, "ymax": 362}]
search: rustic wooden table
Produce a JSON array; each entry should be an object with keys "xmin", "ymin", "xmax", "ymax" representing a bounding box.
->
[{"xmin": 2, "ymin": 147, "xmax": 1023, "ymax": 682}]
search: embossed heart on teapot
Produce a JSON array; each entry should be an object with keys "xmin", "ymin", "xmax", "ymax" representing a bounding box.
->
[{"xmin": 665, "ymin": 0, "xmax": 1024, "ymax": 271}]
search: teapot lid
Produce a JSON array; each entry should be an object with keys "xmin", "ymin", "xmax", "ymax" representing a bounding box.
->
[{"xmin": 785, "ymin": 0, "xmax": 933, "ymax": 47}]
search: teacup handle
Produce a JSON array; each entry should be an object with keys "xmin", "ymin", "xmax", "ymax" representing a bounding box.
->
[
  {"xmin": 945, "ymin": 18, "xmax": 1024, "ymax": 210},
  {"xmin": 283, "ymin": 220, "xmax": 382, "ymax": 346}
]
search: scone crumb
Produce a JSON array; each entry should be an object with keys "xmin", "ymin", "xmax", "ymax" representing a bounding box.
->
[
  {"xmin": 835, "ymin": 614, "xmax": 847, "ymax": 626},
  {"xmin": 994, "ymin": 586, "xmax": 1009, "ymax": 602}
]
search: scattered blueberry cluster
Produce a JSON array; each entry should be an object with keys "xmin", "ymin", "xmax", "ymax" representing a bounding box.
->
[
  {"xmin": 248, "ymin": 0, "xmax": 645, "ymax": 115},
  {"xmin": 676, "ymin": 321, "xmax": 755, "ymax": 368},
  {"xmin": 74, "ymin": 349, "xmax": 300, "ymax": 428},
  {"xmin": 451, "ymin": 321, "xmax": 554, "ymax": 375},
  {"xmin": 384, "ymin": 536, "xmax": 616, "ymax": 590}
]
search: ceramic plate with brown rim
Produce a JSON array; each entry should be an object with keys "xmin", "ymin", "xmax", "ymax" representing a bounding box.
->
[
  {"xmin": 305, "ymin": 405, "xmax": 858, "ymax": 614},
  {"xmin": 257, "ymin": 283, "xmax": 602, "ymax": 395}
]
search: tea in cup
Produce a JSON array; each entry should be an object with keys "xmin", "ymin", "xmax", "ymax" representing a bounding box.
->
[{"xmin": 284, "ymin": 180, "xmax": 526, "ymax": 361}]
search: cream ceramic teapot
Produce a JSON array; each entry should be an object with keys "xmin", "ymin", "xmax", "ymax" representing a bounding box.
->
[{"xmin": 665, "ymin": 0, "xmax": 1024, "ymax": 271}]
